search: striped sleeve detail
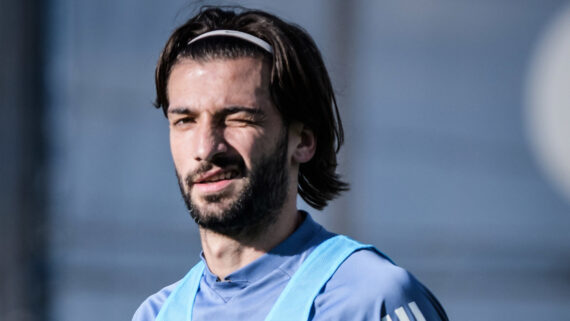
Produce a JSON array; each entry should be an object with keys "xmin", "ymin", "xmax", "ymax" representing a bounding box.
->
[{"xmin": 382, "ymin": 301, "xmax": 427, "ymax": 321}]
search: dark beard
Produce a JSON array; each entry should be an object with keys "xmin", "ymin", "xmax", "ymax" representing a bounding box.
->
[{"xmin": 176, "ymin": 130, "xmax": 289, "ymax": 239}]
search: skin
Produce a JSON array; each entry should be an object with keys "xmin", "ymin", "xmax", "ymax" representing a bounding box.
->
[{"xmin": 167, "ymin": 57, "xmax": 316, "ymax": 279}]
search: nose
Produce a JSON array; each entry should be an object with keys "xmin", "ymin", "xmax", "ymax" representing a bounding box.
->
[{"xmin": 193, "ymin": 120, "xmax": 227, "ymax": 162}]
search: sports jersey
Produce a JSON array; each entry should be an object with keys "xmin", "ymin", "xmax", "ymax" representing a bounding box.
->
[{"xmin": 132, "ymin": 214, "xmax": 448, "ymax": 321}]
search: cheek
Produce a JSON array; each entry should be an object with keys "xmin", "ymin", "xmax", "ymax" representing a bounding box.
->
[
  {"xmin": 169, "ymin": 131, "xmax": 190, "ymax": 169},
  {"xmin": 224, "ymin": 129, "xmax": 266, "ymax": 166}
]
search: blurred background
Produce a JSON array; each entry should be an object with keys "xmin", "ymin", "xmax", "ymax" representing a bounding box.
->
[{"xmin": 2, "ymin": 0, "xmax": 570, "ymax": 320}]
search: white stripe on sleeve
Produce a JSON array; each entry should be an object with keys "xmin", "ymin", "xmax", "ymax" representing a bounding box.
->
[
  {"xmin": 395, "ymin": 307, "xmax": 411, "ymax": 321},
  {"xmin": 408, "ymin": 301, "xmax": 426, "ymax": 321}
]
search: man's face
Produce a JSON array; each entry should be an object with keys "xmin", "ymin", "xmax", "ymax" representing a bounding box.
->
[{"xmin": 167, "ymin": 57, "xmax": 291, "ymax": 236}]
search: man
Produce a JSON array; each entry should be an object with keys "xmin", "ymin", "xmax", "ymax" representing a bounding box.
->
[{"xmin": 133, "ymin": 6, "xmax": 448, "ymax": 321}]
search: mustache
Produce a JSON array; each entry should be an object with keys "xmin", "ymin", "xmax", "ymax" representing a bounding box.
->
[{"xmin": 184, "ymin": 154, "xmax": 246, "ymax": 186}]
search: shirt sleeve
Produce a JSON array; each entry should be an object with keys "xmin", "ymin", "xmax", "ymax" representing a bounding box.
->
[
  {"xmin": 378, "ymin": 271, "xmax": 448, "ymax": 321},
  {"xmin": 312, "ymin": 249, "xmax": 448, "ymax": 321}
]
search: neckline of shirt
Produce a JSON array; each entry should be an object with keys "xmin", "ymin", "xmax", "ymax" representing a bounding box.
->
[{"xmin": 200, "ymin": 212, "xmax": 332, "ymax": 291}]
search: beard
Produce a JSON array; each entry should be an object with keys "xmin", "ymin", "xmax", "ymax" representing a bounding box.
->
[{"xmin": 176, "ymin": 130, "xmax": 289, "ymax": 238}]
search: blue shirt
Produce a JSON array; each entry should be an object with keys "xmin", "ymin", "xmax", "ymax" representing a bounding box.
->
[{"xmin": 132, "ymin": 214, "xmax": 447, "ymax": 321}]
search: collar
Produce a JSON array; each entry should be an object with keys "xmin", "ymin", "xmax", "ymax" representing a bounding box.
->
[{"xmin": 199, "ymin": 212, "xmax": 333, "ymax": 296}]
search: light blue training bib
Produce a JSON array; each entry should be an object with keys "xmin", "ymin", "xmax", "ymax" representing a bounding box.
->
[{"xmin": 155, "ymin": 235, "xmax": 373, "ymax": 321}]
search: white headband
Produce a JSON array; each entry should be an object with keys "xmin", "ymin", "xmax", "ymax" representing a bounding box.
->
[{"xmin": 188, "ymin": 30, "xmax": 274, "ymax": 54}]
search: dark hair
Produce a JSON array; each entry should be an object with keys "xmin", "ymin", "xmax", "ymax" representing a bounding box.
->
[{"xmin": 155, "ymin": 6, "xmax": 348, "ymax": 210}]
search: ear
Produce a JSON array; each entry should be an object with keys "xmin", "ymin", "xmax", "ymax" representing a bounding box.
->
[{"xmin": 289, "ymin": 122, "xmax": 316, "ymax": 164}]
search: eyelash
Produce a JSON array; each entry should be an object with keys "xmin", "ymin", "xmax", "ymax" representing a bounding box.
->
[
  {"xmin": 173, "ymin": 117, "xmax": 194, "ymax": 126},
  {"xmin": 227, "ymin": 118, "xmax": 256, "ymax": 125}
]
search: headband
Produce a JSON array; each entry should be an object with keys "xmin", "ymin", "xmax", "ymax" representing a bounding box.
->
[{"xmin": 188, "ymin": 30, "xmax": 274, "ymax": 54}]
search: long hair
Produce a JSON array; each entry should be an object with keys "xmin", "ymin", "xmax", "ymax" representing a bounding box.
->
[{"xmin": 155, "ymin": 6, "xmax": 348, "ymax": 210}]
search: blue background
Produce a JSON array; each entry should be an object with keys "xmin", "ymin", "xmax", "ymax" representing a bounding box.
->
[{"xmin": 2, "ymin": 1, "xmax": 569, "ymax": 320}]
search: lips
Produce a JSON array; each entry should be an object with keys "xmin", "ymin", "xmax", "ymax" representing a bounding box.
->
[
  {"xmin": 189, "ymin": 168, "xmax": 243, "ymax": 195},
  {"xmin": 194, "ymin": 169, "xmax": 240, "ymax": 184}
]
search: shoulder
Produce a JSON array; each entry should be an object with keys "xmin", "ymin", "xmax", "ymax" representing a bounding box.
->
[
  {"xmin": 313, "ymin": 248, "xmax": 448, "ymax": 321},
  {"xmin": 331, "ymin": 249, "xmax": 412, "ymax": 298},
  {"xmin": 131, "ymin": 282, "xmax": 178, "ymax": 321}
]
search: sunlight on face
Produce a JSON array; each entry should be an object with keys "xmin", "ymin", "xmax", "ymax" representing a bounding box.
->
[{"xmin": 167, "ymin": 57, "xmax": 291, "ymax": 235}]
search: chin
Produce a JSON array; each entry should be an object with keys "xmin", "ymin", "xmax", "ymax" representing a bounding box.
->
[{"xmin": 191, "ymin": 194, "xmax": 237, "ymax": 217}]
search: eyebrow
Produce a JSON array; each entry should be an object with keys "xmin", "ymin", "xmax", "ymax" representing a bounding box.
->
[{"xmin": 168, "ymin": 107, "xmax": 194, "ymax": 115}]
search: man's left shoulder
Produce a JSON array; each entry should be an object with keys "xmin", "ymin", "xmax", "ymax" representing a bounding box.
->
[{"xmin": 314, "ymin": 248, "xmax": 448, "ymax": 320}]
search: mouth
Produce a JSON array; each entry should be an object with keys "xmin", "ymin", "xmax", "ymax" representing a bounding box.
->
[
  {"xmin": 191, "ymin": 168, "xmax": 242, "ymax": 194},
  {"xmin": 194, "ymin": 169, "xmax": 241, "ymax": 184}
]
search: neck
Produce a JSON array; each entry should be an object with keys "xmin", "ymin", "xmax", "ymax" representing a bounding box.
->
[{"xmin": 199, "ymin": 205, "xmax": 303, "ymax": 280}]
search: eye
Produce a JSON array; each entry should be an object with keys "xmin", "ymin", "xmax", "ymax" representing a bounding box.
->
[
  {"xmin": 226, "ymin": 117, "xmax": 255, "ymax": 126},
  {"xmin": 225, "ymin": 112, "xmax": 261, "ymax": 127},
  {"xmin": 171, "ymin": 116, "xmax": 195, "ymax": 128}
]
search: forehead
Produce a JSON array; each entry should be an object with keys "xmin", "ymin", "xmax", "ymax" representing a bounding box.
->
[{"xmin": 167, "ymin": 57, "xmax": 272, "ymax": 111}]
